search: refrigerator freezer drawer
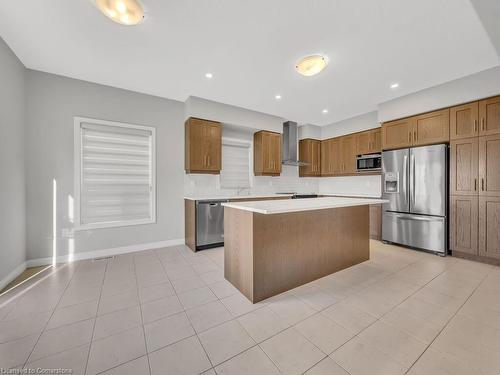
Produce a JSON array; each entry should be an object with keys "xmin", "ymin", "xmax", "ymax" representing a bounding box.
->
[{"xmin": 382, "ymin": 212, "xmax": 446, "ymax": 254}]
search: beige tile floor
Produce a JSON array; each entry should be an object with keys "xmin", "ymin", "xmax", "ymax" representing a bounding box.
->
[{"xmin": 0, "ymin": 240, "xmax": 499, "ymax": 374}]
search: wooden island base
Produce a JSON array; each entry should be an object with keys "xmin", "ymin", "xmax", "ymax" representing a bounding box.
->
[{"xmin": 224, "ymin": 205, "xmax": 370, "ymax": 303}]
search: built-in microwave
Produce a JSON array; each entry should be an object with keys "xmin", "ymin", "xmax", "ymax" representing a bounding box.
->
[{"xmin": 356, "ymin": 153, "xmax": 381, "ymax": 172}]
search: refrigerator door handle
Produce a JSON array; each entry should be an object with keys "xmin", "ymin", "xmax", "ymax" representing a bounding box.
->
[
  {"xmin": 397, "ymin": 215, "xmax": 442, "ymax": 222},
  {"xmin": 410, "ymin": 153, "xmax": 415, "ymax": 209},
  {"xmin": 402, "ymin": 154, "xmax": 407, "ymax": 204}
]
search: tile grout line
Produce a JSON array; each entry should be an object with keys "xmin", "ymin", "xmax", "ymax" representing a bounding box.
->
[
  {"xmin": 21, "ymin": 262, "xmax": 82, "ymax": 368},
  {"xmin": 133, "ymin": 251, "xmax": 153, "ymax": 375},
  {"xmin": 83, "ymin": 259, "xmax": 109, "ymax": 375},
  {"xmin": 402, "ymin": 265, "xmax": 493, "ymax": 374},
  {"xmin": 155, "ymin": 248, "xmax": 217, "ymax": 374}
]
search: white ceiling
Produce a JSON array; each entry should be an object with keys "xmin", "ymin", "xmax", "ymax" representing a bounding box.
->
[{"xmin": 1, "ymin": 0, "xmax": 499, "ymax": 125}]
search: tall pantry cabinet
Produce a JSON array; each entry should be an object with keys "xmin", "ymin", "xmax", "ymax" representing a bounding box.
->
[{"xmin": 449, "ymin": 95, "xmax": 500, "ymax": 261}]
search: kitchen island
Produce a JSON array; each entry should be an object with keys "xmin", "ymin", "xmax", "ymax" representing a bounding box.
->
[{"xmin": 222, "ymin": 197, "xmax": 386, "ymax": 303}]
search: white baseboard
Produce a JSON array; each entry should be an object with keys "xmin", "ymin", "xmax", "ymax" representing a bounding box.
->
[
  {"xmin": 26, "ymin": 238, "xmax": 185, "ymax": 267},
  {"xmin": 0, "ymin": 262, "xmax": 27, "ymax": 291}
]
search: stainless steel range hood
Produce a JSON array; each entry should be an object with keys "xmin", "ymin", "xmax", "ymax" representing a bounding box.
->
[{"xmin": 282, "ymin": 121, "xmax": 309, "ymax": 166}]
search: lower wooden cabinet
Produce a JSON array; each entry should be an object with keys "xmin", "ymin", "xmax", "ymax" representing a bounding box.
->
[
  {"xmin": 479, "ymin": 196, "xmax": 500, "ymax": 260},
  {"xmin": 369, "ymin": 204, "xmax": 382, "ymax": 240},
  {"xmin": 450, "ymin": 195, "xmax": 478, "ymax": 255},
  {"xmin": 450, "ymin": 194, "xmax": 500, "ymax": 261}
]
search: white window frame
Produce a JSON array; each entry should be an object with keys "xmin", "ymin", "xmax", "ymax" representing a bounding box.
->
[{"xmin": 74, "ymin": 116, "xmax": 156, "ymax": 230}]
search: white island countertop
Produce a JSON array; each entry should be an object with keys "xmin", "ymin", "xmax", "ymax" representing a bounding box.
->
[
  {"xmin": 222, "ymin": 197, "xmax": 388, "ymax": 215},
  {"xmin": 184, "ymin": 194, "xmax": 294, "ymax": 201}
]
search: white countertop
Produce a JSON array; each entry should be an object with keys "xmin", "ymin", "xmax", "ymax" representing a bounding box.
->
[
  {"xmin": 184, "ymin": 194, "xmax": 294, "ymax": 201},
  {"xmin": 222, "ymin": 197, "xmax": 388, "ymax": 214}
]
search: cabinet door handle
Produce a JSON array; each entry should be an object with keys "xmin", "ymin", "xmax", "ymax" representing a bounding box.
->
[
  {"xmin": 481, "ymin": 118, "xmax": 485, "ymax": 131},
  {"xmin": 408, "ymin": 132, "xmax": 411, "ymax": 143},
  {"xmin": 414, "ymin": 130, "xmax": 417, "ymax": 142},
  {"xmin": 474, "ymin": 178, "xmax": 477, "ymax": 191},
  {"xmin": 481, "ymin": 178, "xmax": 485, "ymax": 191},
  {"xmin": 474, "ymin": 119, "xmax": 478, "ymax": 133}
]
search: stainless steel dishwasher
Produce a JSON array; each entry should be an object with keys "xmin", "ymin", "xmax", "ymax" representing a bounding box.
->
[{"xmin": 196, "ymin": 200, "xmax": 227, "ymax": 250}]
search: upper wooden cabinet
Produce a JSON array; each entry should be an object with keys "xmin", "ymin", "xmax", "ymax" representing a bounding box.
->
[
  {"xmin": 450, "ymin": 102, "xmax": 479, "ymax": 140},
  {"xmin": 299, "ymin": 139, "xmax": 321, "ymax": 177},
  {"xmin": 382, "ymin": 109, "xmax": 449, "ymax": 150},
  {"xmin": 479, "ymin": 133, "xmax": 500, "ymax": 197},
  {"xmin": 254, "ymin": 131, "xmax": 282, "ymax": 176},
  {"xmin": 450, "ymin": 138, "xmax": 479, "ymax": 196},
  {"xmin": 320, "ymin": 139, "xmax": 333, "ymax": 176},
  {"xmin": 413, "ymin": 109, "xmax": 450, "ymax": 146},
  {"xmin": 356, "ymin": 128, "xmax": 381, "ymax": 155},
  {"xmin": 381, "ymin": 118, "xmax": 414, "ymax": 150},
  {"xmin": 340, "ymin": 135, "xmax": 357, "ymax": 174},
  {"xmin": 185, "ymin": 117, "xmax": 222, "ymax": 174},
  {"xmin": 479, "ymin": 96, "xmax": 500, "ymax": 136}
]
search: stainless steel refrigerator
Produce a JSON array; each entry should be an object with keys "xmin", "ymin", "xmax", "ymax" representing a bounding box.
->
[{"xmin": 381, "ymin": 144, "xmax": 447, "ymax": 255}]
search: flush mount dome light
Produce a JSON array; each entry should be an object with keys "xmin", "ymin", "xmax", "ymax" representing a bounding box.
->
[
  {"xmin": 295, "ymin": 55, "xmax": 328, "ymax": 76},
  {"xmin": 94, "ymin": 0, "xmax": 145, "ymax": 25}
]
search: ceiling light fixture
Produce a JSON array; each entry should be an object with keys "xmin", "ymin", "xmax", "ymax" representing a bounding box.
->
[
  {"xmin": 94, "ymin": 0, "xmax": 145, "ymax": 25},
  {"xmin": 275, "ymin": 95, "xmax": 282, "ymax": 100},
  {"xmin": 205, "ymin": 73, "xmax": 213, "ymax": 79},
  {"xmin": 322, "ymin": 109, "xmax": 329, "ymax": 114},
  {"xmin": 295, "ymin": 55, "xmax": 328, "ymax": 77},
  {"xmin": 390, "ymin": 83, "xmax": 400, "ymax": 89}
]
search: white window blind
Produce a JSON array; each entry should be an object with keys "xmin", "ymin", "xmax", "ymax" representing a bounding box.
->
[
  {"xmin": 74, "ymin": 117, "xmax": 156, "ymax": 229},
  {"xmin": 220, "ymin": 140, "xmax": 251, "ymax": 189}
]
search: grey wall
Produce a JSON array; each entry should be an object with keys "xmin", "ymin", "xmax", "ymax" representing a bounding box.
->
[
  {"xmin": 0, "ymin": 38, "xmax": 26, "ymax": 284},
  {"xmin": 185, "ymin": 96, "xmax": 284, "ymax": 133},
  {"xmin": 25, "ymin": 70, "xmax": 185, "ymax": 262},
  {"xmin": 321, "ymin": 111, "xmax": 379, "ymax": 139},
  {"xmin": 378, "ymin": 65, "xmax": 500, "ymax": 122}
]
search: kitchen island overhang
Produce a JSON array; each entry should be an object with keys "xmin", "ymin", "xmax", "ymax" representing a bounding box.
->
[{"xmin": 222, "ymin": 197, "xmax": 387, "ymax": 303}]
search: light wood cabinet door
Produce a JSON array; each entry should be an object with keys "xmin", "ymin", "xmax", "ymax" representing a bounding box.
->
[
  {"xmin": 450, "ymin": 102, "xmax": 479, "ymax": 140},
  {"xmin": 381, "ymin": 118, "xmax": 413, "ymax": 150},
  {"xmin": 320, "ymin": 139, "xmax": 332, "ymax": 176},
  {"xmin": 204, "ymin": 122, "xmax": 222, "ymax": 171},
  {"xmin": 356, "ymin": 131, "xmax": 372, "ymax": 155},
  {"xmin": 330, "ymin": 138, "xmax": 342, "ymax": 175},
  {"xmin": 450, "ymin": 138, "xmax": 479, "ymax": 196},
  {"xmin": 479, "ymin": 134, "xmax": 500, "ymax": 196},
  {"xmin": 479, "ymin": 196, "xmax": 500, "ymax": 259},
  {"xmin": 341, "ymin": 135, "xmax": 357, "ymax": 174},
  {"xmin": 185, "ymin": 117, "xmax": 221, "ymax": 174},
  {"xmin": 270, "ymin": 132, "xmax": 282, "ymax": 174},
  {"xmin": 413, "ymin": 108, "xmax": 450, "ymax": 146},
  {"xmin": 479, "ymin": 96, "xmax": 500, "ymax": 136},
  {"xmin": 299, "ymin": 139, "xmax": 321, "ymax": 177},
  {"xmin": 450, "ymin": 195, "xmax": 478, "ymax": 255},
  {"xmin": 371, "ymin": 128, "xmax": 382, "ymax": 152},
  {"xmin": 254, "ymin": 131, "xmax": 281, "ymax": 176}
]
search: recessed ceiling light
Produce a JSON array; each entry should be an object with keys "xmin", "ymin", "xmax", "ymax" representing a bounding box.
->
[
  {"xmin": 322, "ymin": 109, "xmax": 329, "ymax": 114},
  {"xmin": 275, "ymin": 95, "xmax": 282, "ymax": 100},
  {"xmin": 94, "ymin": 0, "xmax": 145, "ymax": 25},
  {"xmin": 205, "ymin": 73, "xmax": 213, "ymax": 79},
  {"xmin": 390, "ymin": 83, "xmax": 400, "ymax": 89},
  {"xmin": 295, "ymin": 55, "xmax": 328, "ymax": 77}
]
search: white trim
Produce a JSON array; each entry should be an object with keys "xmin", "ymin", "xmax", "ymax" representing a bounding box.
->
[
  {"xmin": 0, "ymin": 262, "xmax": 27, "ymax": 291},
  {"xmin": 73, "ymin": 116, "xmax": 157, "ymax": 231},
  {"xmin": 26, "ymin": 238, "xmax": 185, "ymax": 267}
]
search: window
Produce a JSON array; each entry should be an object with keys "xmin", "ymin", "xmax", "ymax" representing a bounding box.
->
[
  {"xmin": 220, "ymin": 138, "xmax": 251, "ymax": 189},
  {"xmin": 74, "ymin": 117, "xmax": 156, "ymax": 229}
]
